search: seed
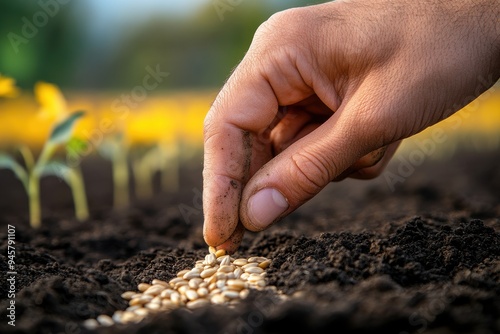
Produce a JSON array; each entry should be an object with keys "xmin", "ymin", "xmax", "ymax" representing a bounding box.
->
[
  {"xmin": 227, "ymin": 279, "xmax": 247, "ymax": 290},
  {"xmin": 240, "ymin": 273, "xmax": 249, "ymax": 280},
  {"xmin": 248, "ymin": 256, "xmax": 268, "ymax": 263},
  {"xmin": 131, "ymin": 293, "xmax": 143, "ymax": 299},
  {"xmin": 140, "ymin": 294, "xmax": 154, "ymax": 302},
  {"xmin": 242, "ymin": 262, "xmax": 259, "ymax": 269},
  {"xmin": 209, "ymin": 288, "xmax": 221, "ymax": 296},
  {"xmin": 208, "ymin": 246, "xmax": 216, "ymax": 254},
  {"xmin": 160, "ymin": 289, "xmax": 174, "ymax": 299},
  {"xmin": 177, "ymin": 269, "xmax": 190, "ymax": 278},
  {"xmin": 134, "ymin": 308, "xmax": 149, "ymax": 317},
  {"xmin": 208, "ymin": 282, "xmax": 217, "ymax": 291},
  {"xmin": 83, "ymin": 319, "xmax": 99, "ymax": 330},
  {"xmin": 187, "ymin": 299, "xmax": 210, "ymax": 309},
  {"xmin": 121, "ymin": 311, "xmax": 139, "ymax": 324},
  {"xmin": 178, "ymin": 285, "xmax": 189, "ymax": 295},
  {"xmin": 248, "ymin": 274, "xmax": 263, "ymax": 283},
  {"xmin": 211, "ymin": 294, "xmax": 226, "ymax": 304},
  {"xmin": 146, "ymin": 302, "xmax": 161, "ymax": 311},
  {"xmin": 153, "ymin": 296, "xmax": 163, "ymax": 303},
  {"xmin": 256, "ymin": 280, "xmax": 266, "ymax": 287},
  {"xmin": 233, "ymin": 258, "xmax": 248, "ymax": 266},
  {"xmin": 234, "ymin": 268, "xmax": 242, "ymax": 279},
  {"xmin": 152, "ymin": 279, "xmax": 169, "ymax": 287},
  {"xmin": 170, "ymin": 292, "xmax": 181, "ymax": 305},
  {"xmin": 226, "ymin": 273, "xmax": 236, "ymax": 280},
  {"xmin": 205, "ymin": 253, "xmax": 217, "ymax": 266},
  {"xmin": 185, "ymin": 289, "xmax": 199, "ymax": 301},
  {"xmin": 174, "ymin": 281, "xmax": 189, "ymax": 289},
  {"xmin": 121, "ymin": 291, "xmax": 136, "ymax": 300},
  {"xmin": 138, "ymin": 283, "xmax": 151, "ymax": 292},
  {"xmin": 222, "ymin": 290, "xmax": 240, "ymax": 299},
  {"xmin": 97, "ymin": 314, "xmax": 114, "ymax": 327},
  {"xmin": 162, "ymin": 299, "xmax": 176, "ymax": 309},
  {"xmin": 245, "ymin": 266, "xmax": 264, "ymax": 274},
  {"xmin": 215, "ymin": 249, "xmax": 226, "ymax": 258},
  {"xmin": 129, "ymin": 298, "xmax": 143, "ymax": 306},
  {"xmin": 197, "ymin": 287, "xmax": 209, "ymax": 297},
  {"xmin": 217, "ymin": 280, "xmax": 226, "ymax": 289},
  {"xmin": 216, "ymin": 272, "xmax": 227, "ymax": 280},
  {"xmin": 200, "ymin": 267, "xmax": 217, "ymax": 278},
  {"xmin": 220, "ymin": 255, "xmax": 231, "ymax": 266},
  {"xmin": 169, "ymin": 277, "xmax": 186, "ymax": 285},
  {"xmin": 218, "ymin": 265, "xmax": 234, "ymax": 273},
  {"xmin": 189, "ymin": 278, "xmax": 202, "ymax": 289},
  {"xmin": 183, "ymin": 270, "xmax": 201, "ymax": 280},
  {"xmin": 126, "ymin": 305, "xmax": 141, "ymax": 312},
  {"xmin": 258, "ymin": 259, "xmax": 272, "ymax": 269},
  {"xmin": 240, "ymin": 289, "xmax": 250, "ymax": 299},
  {"xmin": 144, "ymin": 285, "xmax": 165, "ymax": 296}
]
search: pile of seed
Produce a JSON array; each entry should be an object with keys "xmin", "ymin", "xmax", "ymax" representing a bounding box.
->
[{"xmin": 83, "ymin": 247, "xmax": 272, "ymax": 329}]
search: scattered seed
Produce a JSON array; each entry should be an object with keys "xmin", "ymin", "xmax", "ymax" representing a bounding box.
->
[
  {"xmin": 200, "ymin": 267, "xmax": 217, "ymax": 278},
  {"xmin": 152, "ymin": 279, "xmax": 169, "ymax": 287},
  {"xmin": 97, "ymin": 315, "xmax": 114, "ymax": 327},
  {"xmin": 185, "ymin": 289, "xmax": 199, "ymax": 301},
  {"xmin": 144, "ymin": 285, "xmax": 165, "ymax": 296},
  {"xmin": 177, "ymin": 269, "xmax": 190, "ymax": 278},
  {"xmin": 248, "ymin": 256, "xmax": 268, "ymax": 263},
  {"xmin": 244, "ymin": 266, "xmax": 264, "ymax": 274},
  {"xmin": 218, "ymin": 265, "xmax": 234, "ymax": 273},
  {"xmin": 83, "ymin": 319, "xmax": 99, "ymax": 330},
  {"xmin": 222, "ymin": 290, "xmax": 240, "ymax": 299},
  {"xmin": 233, "ymin": 258, "xmax": 248, "ymax": 266},
  {"xmin": 220, "ymin": 255, "xmax": 231, "ymax": 266},
  {"xmin": 258, "ymin": 259, "xmax": 272, "ymax": 269},
  {"xmin": 187, "ymin": 299, "xmax": 210, "ymax": 309},
  {"xmin": 215, "ymin": 249, "xmax": 226, "ymax": 258},
  {"xmin": 87, "ymin": 247, "xmax": 276, "ymax": 328},
  {"xmin": 121, "ymin": 291, "xmax": 136, "ymax": 300},
  {"xmin": 197, "ymin": 287, "xmax": 209, "ymax": 297}
]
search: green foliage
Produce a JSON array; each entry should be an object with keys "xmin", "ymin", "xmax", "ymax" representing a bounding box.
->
[{"xmin": 0, "ymin": 111, "xmax": 88, "ymax": 227}]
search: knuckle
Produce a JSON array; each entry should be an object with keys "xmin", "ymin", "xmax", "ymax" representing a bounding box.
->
[{"xmin": 289, "ymin": 150, "xmax": 336, "ymax": 198}]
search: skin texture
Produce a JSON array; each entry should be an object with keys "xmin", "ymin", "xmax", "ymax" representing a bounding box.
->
[{"xmin": 203, "ymin": 0, "xmax": 500, "ymax": 253}]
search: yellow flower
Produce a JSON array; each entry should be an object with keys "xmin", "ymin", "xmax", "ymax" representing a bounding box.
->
[
  {"xmin": 35, "ymin": 81, "xmax": 67, "ymax": 120},
  {"xmin": 0, "ymin": 74, "xmax": 20, "ymax": 98}
]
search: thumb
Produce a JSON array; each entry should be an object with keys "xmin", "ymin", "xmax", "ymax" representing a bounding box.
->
[{"xmin": 239, "ymin": 104, "xmax": 383, "ymax": 232}]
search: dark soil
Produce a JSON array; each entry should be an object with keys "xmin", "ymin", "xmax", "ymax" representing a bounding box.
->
[{"xmin": 0, "ymin": 148, "xmax": 499, "ymax": 334}]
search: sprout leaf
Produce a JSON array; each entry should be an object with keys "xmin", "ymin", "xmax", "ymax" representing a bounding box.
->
[
  {"xmin": 49, "ymin": 111, "xmax": 85, "ymax": 145},
  {"xmin": 0, "ymin": 153, "xmax": 28, "ymax": 189}
]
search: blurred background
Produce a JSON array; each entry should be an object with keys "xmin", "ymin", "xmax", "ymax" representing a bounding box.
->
[{"xmin": 0, "ymin": 0, "xmax": 326, "ymax": 90}]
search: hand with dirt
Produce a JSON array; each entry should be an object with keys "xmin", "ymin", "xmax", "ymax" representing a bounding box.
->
[{"xmin": 203, "ymin": 0, "xmax": 500, "ymax": 253}]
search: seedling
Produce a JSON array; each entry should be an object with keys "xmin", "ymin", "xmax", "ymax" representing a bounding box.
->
[
  {"xmin": 98, "ymin": 132, "xmax": 130, "ymax": 209},
  {"xmin": 0, "ymin": 111, "xmax": 88, "ymax": 228},
  {"xmin": 131, "ymin": 141, "xmax": 179, "ymax": 199}
]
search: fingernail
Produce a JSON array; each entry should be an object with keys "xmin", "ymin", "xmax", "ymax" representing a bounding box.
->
[{"xmin": 248, "ymin": 188, "xmax": 289, "ymax": 229}]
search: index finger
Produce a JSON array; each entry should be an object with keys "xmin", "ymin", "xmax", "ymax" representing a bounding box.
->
[{"xmin": 202, "ymin": 65, "xmax": 278, "ymax": 247}]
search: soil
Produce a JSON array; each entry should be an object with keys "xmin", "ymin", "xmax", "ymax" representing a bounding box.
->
[{"xmin": 0, "ymin": 148, "xmax": 499, "ymax": 334}]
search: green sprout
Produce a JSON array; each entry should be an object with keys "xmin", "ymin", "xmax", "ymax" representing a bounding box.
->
[
  {"xmin": 98, "ymin": 132, "xmax": 130, "ymax": 209},
  {"xmin": 0, "ymin": 111, "xmax": 88, "ymax": 228},
  {"xmin": 131, "ymin": 142, "xmax": 180, "ymax": 200}
]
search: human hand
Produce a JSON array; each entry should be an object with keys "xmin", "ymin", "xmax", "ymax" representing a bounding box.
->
[{"xmin": 203, "ymin": 0, "xmax": 500, "ymax": 253}]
